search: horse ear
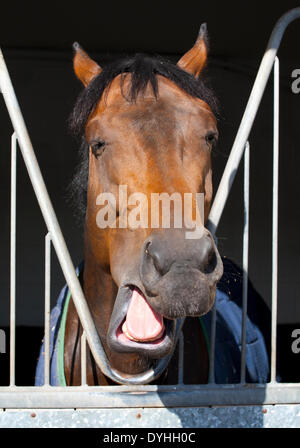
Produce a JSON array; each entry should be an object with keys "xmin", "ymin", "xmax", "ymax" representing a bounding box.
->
[
  {"xmin": 73, "ymin": 42, "xmax": 102, "ymax": 87},
  {"xmin": 177, "ymin": 23, "xmax": 208, "ymax": 77}
]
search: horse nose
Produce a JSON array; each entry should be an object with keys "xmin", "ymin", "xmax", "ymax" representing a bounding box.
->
[{"xmin": 141, "ymin": 230, "xmax": 221, "ymax": 289}]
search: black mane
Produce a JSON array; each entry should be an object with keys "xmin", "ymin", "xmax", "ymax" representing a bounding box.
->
[{"xmin": 68, "ymin": 53, "xmax": 218, "ymax": 219}]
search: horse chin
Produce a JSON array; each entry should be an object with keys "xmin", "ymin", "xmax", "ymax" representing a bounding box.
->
[{"xmin": 107, "ymin": 285, "xmax": 176, "ymax": 359}]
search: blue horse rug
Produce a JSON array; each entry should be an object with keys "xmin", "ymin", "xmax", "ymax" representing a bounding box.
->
[{"xmin": 35, "ymin": 261, "xmax": 270, "ymax": 385}]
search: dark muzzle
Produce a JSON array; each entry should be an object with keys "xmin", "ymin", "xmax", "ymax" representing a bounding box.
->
[{"xmin": 139, "ymin": 228, "xmax": 223, "ymax": 318}]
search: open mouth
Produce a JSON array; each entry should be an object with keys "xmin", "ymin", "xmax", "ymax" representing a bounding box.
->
[
  {"xmin": 116, "ymin": 287, "xmax": 167, "ymax": 346},
  {"xmin": 107, "ymin": 284, "xmax": 176, "ymax": 358}
]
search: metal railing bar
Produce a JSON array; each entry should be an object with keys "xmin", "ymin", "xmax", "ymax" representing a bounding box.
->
[
  {"xmin": 208, "ymin": 304, "xmax": 216, "ymax": 384},
  {"xmin": 81, "ymin": 332, "xmax": 87, "ymax": 386},
  {"xmin": 271, "ymin": 57, "xmax": 279, "ymax": 383},
  {"xmin": 177, "ymin": 331, "xmax": 184, "ymax": 384},
  {"xmin": 207, "ymin": 8, "xmax": 300, "ymax": 236},
  {"xmin": 0, "ymin": 383, "xmax": 300, "ymax": 408},
  {"xmin": 9, "ymin": 132, "xmax": 17, "ymax": 387},
  {"xmin": 44, "ymin": 233, "xmax": 51, "ymax": 386},
  {"xmin": 240, "ymin": 142, "xmax": 250, "ymax": 384}
]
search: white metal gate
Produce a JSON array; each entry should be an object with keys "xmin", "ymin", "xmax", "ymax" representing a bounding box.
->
[{"xmin": 0, "ymin": 8, "xmax": 300, "ymax": 428}]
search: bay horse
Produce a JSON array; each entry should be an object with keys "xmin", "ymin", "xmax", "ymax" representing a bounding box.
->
[
  {"xmin": 35, "ymin": 24, "xmax": 270, "ymax": 387},
  {"xmin": 63, "ymin": 24, "xmax": 224, "ymax": 385}
]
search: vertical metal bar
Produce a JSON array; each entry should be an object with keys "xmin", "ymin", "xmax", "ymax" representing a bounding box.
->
[
  {"xmin": 208, "ymin": 304, "xmax": 216, "ymax": 383},
  {"xmin": 177, "ymin": 331, "xmax": 184, "ymax": 384},
  {"xmin": 271, "ymin": 56, "xmax": 279, "ymax": 383},
  {"xmin": 240, "ymin": 142, "xmax": 250, "ymax": 384},
  {"xmin": 44, "ymin": 233, "xmax": 51, "ymax": 386},
  {"xmin": 81, "ymin": 332, "xmax": 87, "ymax": 386},
  {"xmin": 10, "ymin": 132, "xmax": 17, "ymax": 387}
]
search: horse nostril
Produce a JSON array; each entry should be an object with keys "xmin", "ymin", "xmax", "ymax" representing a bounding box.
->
[
  {"xmin": 203, "ymin": 249, "xmax": 217, "ymax": 274},
  {"xmin": 145, "ymin": 242, "xmax": 150, "ymax": 256},
  {"xmin": 199, "ymin": 235, "xmax": 218, "ymax": 274},
  {"xmin": 145, "ymin": 241, "xmax": 166, "ymax": 276}
]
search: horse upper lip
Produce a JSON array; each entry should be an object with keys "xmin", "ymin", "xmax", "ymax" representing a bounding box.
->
[{"xmin": 107, "ymin": 284, "xmax": 177, "ymax": 358}]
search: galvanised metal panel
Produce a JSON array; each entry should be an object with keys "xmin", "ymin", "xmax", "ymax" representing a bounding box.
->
[{"xmin": 0, "ymin": 405, "xmax": 300, "ymax": 428}]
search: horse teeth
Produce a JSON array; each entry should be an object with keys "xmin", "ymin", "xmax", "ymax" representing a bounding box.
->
[{"xmin": 122, "ymin": 322, "xmax": 139, "ymax": 341}]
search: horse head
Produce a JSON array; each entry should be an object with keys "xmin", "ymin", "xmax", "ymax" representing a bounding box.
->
[{"xmin": 68, "ymin": 24, "xmax": 223, "ymax": 380}]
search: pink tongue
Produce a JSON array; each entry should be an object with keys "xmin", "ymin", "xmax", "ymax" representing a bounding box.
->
[{"xmin": 124, "ymin": 289, "xmax": 164, "ymax": 341}]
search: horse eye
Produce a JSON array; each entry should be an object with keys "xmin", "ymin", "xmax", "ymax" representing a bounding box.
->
[
  {"xmin": 205, "ymin": 132, "xmax": 217, "ymax": 148},
  {"xmin": 91, "ymin": 140, "xmax": 106, "ymax": 158}
]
